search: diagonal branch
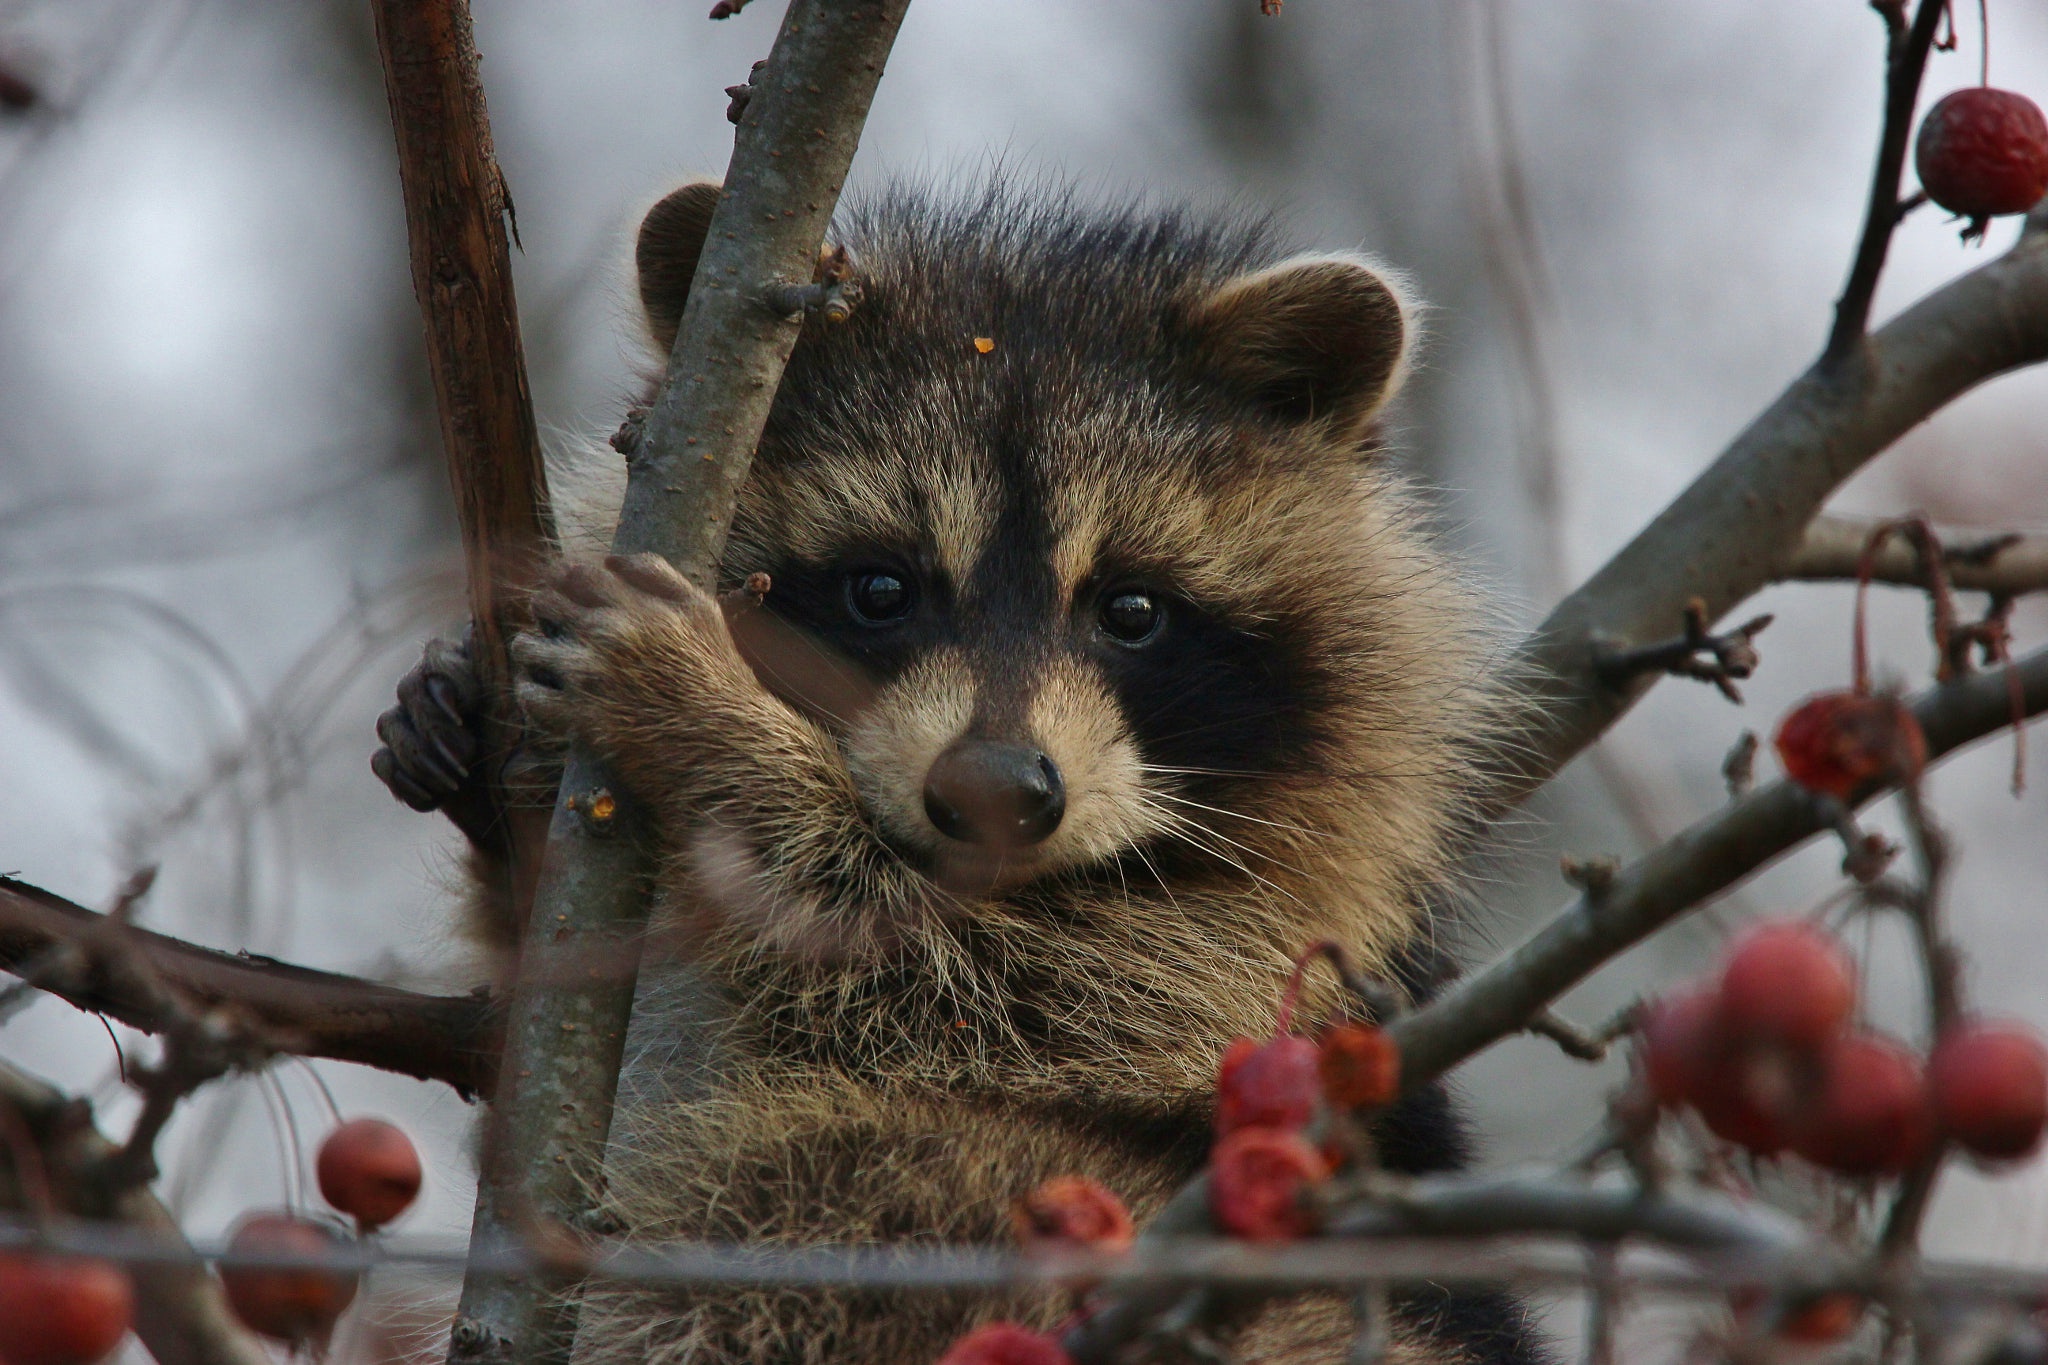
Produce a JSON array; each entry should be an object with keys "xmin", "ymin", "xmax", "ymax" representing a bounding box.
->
[
  {"xmin": 435, "ymin": 5, "xmax": 912, "ymax": 1363},
  {"xmin": 0, "ymin": 877, "xmax": 499, "ymax": 1098},
  {"xmin": 1495, "ymin": 207, "xmax": 2048, "ymax": 807}
]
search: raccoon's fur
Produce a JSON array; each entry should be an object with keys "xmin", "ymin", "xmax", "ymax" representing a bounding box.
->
[{"xmin": 378, "ymin": 180, "xmax": 1542, "ymax": 1364}]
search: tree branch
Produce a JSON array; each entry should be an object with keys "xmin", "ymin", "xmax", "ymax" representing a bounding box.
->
[
  {"xmin": 438, "ymin": 5, "xmax": 912, "ymax": 1362},
  {"xmin": 1825, "ymin": 0, "xmax": 1950, "ymax": 363},
  {"xmin": 1785, "ymin": 514, "xmax": 2048, "ymax": 595},
  {"xmin": 1495, "ymin": 207, "xmax": 2048, "ymax": 806},
  {"xmin": 1394, "ymin": 645, "xmax": 2048, "ymax": 1096},
  {"xmin": 374, "ymin": 0, "xmax": 557, "ymax": 925},
  {"xmin": 0, "ymin": 877, "xmax": 499, "ymax": 1098}
]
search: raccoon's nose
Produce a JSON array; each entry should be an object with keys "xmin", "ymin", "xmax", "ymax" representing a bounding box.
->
[{"xmin": 922, "ymin": 741, "xmax": 1066, "ymax": 849}]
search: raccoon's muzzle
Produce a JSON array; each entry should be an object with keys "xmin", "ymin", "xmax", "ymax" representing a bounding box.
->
[{"xmin": 922, "ymin": 740, "xmax": 1066, "ymax": 849}]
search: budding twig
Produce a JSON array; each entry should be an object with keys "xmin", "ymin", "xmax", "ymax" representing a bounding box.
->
[{"xmin": 1594, "ymin": 599, "xmax": 1773, "ymax": 703}]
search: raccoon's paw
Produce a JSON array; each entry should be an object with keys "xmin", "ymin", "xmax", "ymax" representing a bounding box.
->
[
  {"xmin": 371, "ymin": 633, "xmax": 484, "ymax": 813},
  {"xmin": 513, "ymin": 554, "xmax": 748, "ymax": 740}
]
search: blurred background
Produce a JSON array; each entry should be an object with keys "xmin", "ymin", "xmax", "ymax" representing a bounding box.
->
[{"xmin": 0, "ymin": 1, "xmax": 2043, "ymax": 1359}]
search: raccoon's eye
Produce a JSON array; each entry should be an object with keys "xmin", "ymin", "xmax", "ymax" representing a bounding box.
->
[
  {"xmin": 1099, "ymin": 589, "xmax": 1163, "ymax": 645},
  {"xmin": 847, "ymin": 570, "xmax": 914, "ymax": 625}
]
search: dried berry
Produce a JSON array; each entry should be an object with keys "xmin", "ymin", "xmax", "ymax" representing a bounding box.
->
[
  {"xmin": 1717, "ymin": 922, "xmax": 1857, "ymax": 1049},
  {"xmin": 1790, "ymin": 1032, "xmax": 1929, "ymax": 1176},
  {"xmin": 0, "ymin": 1253, "xmax": 133, "ymax": 1365},
  {"xmin": 1010, "ymin": 1175, "xmax": 1134, "ymax": 1254},
  {"xmin": 316, "ymin": 1117, "xmax": 423, "ymax": 1230},
  {"xmin": 1215, "ymin": 1033, "xmax": 1320, "ymax": 1134},
  {"xmin": 1915, "ymin": 88, "xmax": 2048, "ymax": 226},
  {"xmin": 1774, "ymin": 690, "xmax": 1926, "ymax": 801},
  {"xmin": 1638, "ymin": 988, "xmax": 1723, "ymax": 1108},
  {"xmin": 934, "ymin": 1322, "xmax": 1074, "ymax": 1365},
  {"xmin": 218, "ymin": 1213, "xmax": 360, "ymax": 1346},
  {"xmin": 1209, "ymin": 1126, "xmax": 1329, "ymax": 1242},
  {"xmin": 1929, "ymin": 1023, "xmax": 2048, "ymax": 1161},
  {"xmin": 1317, "ymin": 1023, "xmax": 1400, "ymax": 1110}
]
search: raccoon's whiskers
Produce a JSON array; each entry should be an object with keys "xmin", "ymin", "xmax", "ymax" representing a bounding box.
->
[
  {"xmin": 1131, "ymin": 796, "xmax": 1319, "ymax": 920},
  {"xmin": 1134, "ymin": 780, "xmax": 1324, "ymax": 838}
]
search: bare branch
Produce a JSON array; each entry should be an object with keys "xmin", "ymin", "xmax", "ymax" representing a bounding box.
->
[
  {"xmin": 0, "ymin": 877, "xmax": 499, "ymax": 1097},
  {"xmin": 1785, "ymin": 515, "xmax": 2048, "ymax": 596},
  {"xmin": 1495, "ymin": 209, "xmax": 2048, "ymax": 806},
  {"xmin": 373, "ymin": 0, "xmax": 557, "ymax": 925},
  {"xmin": 1395, "ymin": 645, "xmax": 2048, "ymax": 1096}
]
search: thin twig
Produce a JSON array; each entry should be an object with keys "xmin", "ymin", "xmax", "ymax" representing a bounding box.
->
[
  {"xmin": 1826, "ymin": 0, "xmax": 1952, "ymax": 364},
  {"xmin": 1594, "ymin": 599, "xmax": 1773, "ymax": 703}
]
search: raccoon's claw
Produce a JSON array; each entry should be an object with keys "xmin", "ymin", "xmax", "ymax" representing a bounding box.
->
[
  {"xmin": 512, "ymin": 554, "xmax": 733, "ymax": 737},
  {"xmin": 372, "ymin": 633, "xmax": 485, "ymax": 813}
]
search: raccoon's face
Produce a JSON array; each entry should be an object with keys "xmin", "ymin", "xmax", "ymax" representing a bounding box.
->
[{"xmin": 639, "ymin": 183, "xmax": 1474, "ymax": 912}]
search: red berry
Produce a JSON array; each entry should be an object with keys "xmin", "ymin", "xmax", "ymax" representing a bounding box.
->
[
  {"xmin": 1638, "ymin": 989, "xmax": 1723, "ymax": 1108},
  {"xmin": 934, "ymin": 1323, "xmax": 1074, "ymax": 1365},
  {"xmin": 1317, "ymin": 1024, "xmax": 1400, "ymax": 1110},
  {"xmin": 1693, "ymin": 1045, "xmax": 1805, "ymax": 1156},
  {"xmin": 218, "ymin": 1213, "xmax": 360, "ymax": 1346},
  {"xmin": 0, "ymin": 1254, "xmax": 133, "ymax": 1365},
  {"xmin": 1717, "ymin": 922, "xmax": 1857, "ymax": 1049},
  {"xmin": 1929, "ymin": 1023, "xmax": 2048, "ymax": 1161},
  {"xmin": 1215, "ymin": 1033, "xmax": 1320, "ymax": 1134},
  {"xmin": 1734, "ymin": 1288, "xmax": 1863, "ymax": 1344},
  {"xmin": 1775, "ymin": 691, "xmax": 1926, "ymax": 801},
  {"xmin": 1916, "ymin": 88, "xmax": 2048, "ymax": 222},
  {"xmin": 1010, "ymin": 1175, "xmax": 1134, "ymax": 1254},
  {"xmin": 1790, "ymin": 1032, "xmax": 1930, "ymax": 1176},
  {"xmin": 316, "ymin": 1118, "xmax": 423, "ymax": 1230},
  {"xmin": 1209, "ymin": 1126, "xmax": 1329, "ymax": 1242}
]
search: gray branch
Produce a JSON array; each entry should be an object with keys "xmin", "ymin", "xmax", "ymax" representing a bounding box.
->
[
  {"xmin": 1495, "ymin": 209, "xmax": 2048, "ymax": 806},
  {"xmin": 1785, "ymin": 514, "xmax": 2048, "ymax": 596},
  {"xmin": 444, "ymin": 5, "xmax": 911, "ymax": 1363}
]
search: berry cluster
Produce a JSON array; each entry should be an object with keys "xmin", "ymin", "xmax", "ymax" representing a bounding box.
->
[
  {"xmin": 1640, "ymin": 922, "xmax": 2048, "ymax": 1172},
  {"xmin": 221, "ymin": 1117, "xmax": 422, "ymax": 1346}
]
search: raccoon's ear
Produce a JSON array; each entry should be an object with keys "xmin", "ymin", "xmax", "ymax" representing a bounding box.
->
[
  {"xmin": 636, "ymin": 180, "xmax": 723, "ymax": 357},
  {"xmin": 1188, "ymin": 253, "xmax": 1411, "ymax": 441}
]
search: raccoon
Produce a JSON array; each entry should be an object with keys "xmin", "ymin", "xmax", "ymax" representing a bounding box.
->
[{"xmin": 374, "ymin": 180, "xmax": 1544, "ymax": 1364}]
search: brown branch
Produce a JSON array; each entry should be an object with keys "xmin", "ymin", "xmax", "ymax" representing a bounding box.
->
[
  {"xmin": 441, "ymin": 5, "xmax": 912, "ymax": 1362},
  {"xmin": 1495, "ymin": 206, "xmax": 2048, "ymax": 807},
  {"xmin": 1393, "ymin": 645, "xmax": 2048, "ymax": 1097},
  {"xmin": 0, "ymin": 1063, "xmax": 269, "ymax": 1365},
  {"xmin": 0, "ymin": 877, "xmax": 499, "ymax": 1098},
  {"xmin": 1825, "ymin": 0, "xmax": 1950, "ymax": 363},
  {"xmin": 1785, "ymin": 514, "xmax": 2048, "ymax": 596},
  {"xmin": 374, "ymin": 0, "xmax": 557, "ymax": 927}
]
